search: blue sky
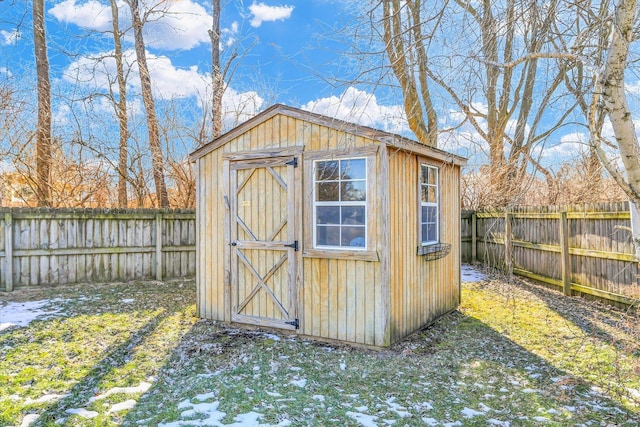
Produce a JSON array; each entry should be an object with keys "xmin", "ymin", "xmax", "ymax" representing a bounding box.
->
[{"xmin": 0, "ymin": 0, "xmax": 614, "ymax": 172}]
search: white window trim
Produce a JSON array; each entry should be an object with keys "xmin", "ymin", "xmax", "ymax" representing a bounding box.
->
[
  {"xmin": 312, "ymin": 157, "xmax": 368, "ymax": 251},
  {"xmin": 420, "ymin": 164, "xmax": 439, "ymax": 246}
]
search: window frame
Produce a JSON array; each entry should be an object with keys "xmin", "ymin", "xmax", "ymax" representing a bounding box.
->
[
  {"xmin": 419, "ymin": 163, "xmax": 440, "ymax": 246},
  {"xmin": 303, "ymin": 147, "xmax": 379, "ymax": 262},
  {"xmin": 312, "ymin": 157, "xmax": 368, "ymax": 250}
]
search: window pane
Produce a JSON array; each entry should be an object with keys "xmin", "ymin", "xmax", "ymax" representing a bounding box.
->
[
  {"xmin": 420, "ymin": 165, "xmax": 429, "ymax": 184},
  {"xmin": 316, "ymin": 160, "xmax": 339, "ymax": 181},
  {"xmin": 342, "ymin": 181, "xmax": 366, "ymax": 201},
  {"xmin": 342, "ymin": 206, "xmax": 366, "ymax": 225},
  {"xmin": 316, "ymin": 182, "xmax": 340, "ymax": 201},
  {"xmin": 316, "ymin": 225, "xmax": 340, "ymax": 246},
  {"xmin": 317, "ymin": 206, "xmax": 340, "ymax": 224},
  {"xmin": 428, "ymin": 186, "xmax": 437, "ymax": 203},
  {"xmin": 422, "ymin": 205, "xmax": 437, "ymax": 223},
  {"xmin": 426, "ymin": 223, "xmax": 437, "ymax": 242},
  {"xmin": 429, "ymin": 168, "xmax": 438, "ymax": 185},
  {"xmin": 341, "ymin": 226, "xmax": 366, "ymax": 247},
  {"xmin": 421, "ymin": 223, "xmax": 437, "ymax": 243},
  {"xmin": 341, "ymin": 159, "xmax": 366, "ymax": 180},
  {"xmin": 421, "ymin": 185, "xmax": 428, "ymax": 202},
  {"xmin": 421, "ymin": 224, "xmax": 429, "ymax": 242}
]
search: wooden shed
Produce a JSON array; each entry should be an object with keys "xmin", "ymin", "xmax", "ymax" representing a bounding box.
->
[{"xmin": 190, "ymin": 104, "xmax": 466, "ymax": 347}]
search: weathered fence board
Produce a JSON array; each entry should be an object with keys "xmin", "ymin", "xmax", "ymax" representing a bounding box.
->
[
  {"xmin": 462, "ymin": 202, "xmax": 640, "ymax": 306},
  {"xmin": 0, "ymin": 209, "xmax": 196, "ymax": 291}
]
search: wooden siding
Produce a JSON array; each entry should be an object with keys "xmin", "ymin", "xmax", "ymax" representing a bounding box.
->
[
  {"xmin": 0, "ymin": 209, "xmax": 195, "ymax": 291},
  {"xmin": 461, "ymin": 203, "xmax": 639, "ymax": 306},
  {"xmin": 387, "ymin": 149, "xmax": 461, "ymax": 343}
]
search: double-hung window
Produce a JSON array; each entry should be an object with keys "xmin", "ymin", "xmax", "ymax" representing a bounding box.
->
[
  {"xmin": 313, "ymin": 158, "xmax": 367, "ymax": 249},
  {"xmin": 420, "ymin": 164, "xmax": 439, "ymax": 245}
]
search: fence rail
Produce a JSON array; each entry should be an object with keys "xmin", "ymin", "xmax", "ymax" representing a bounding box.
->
[
  {"xmin": 462, "ymin": 202, "xmax": 640, "ymax": 306},
  {"xmin": 1, "ymin": 208, "xmax": 196, "ymax": 291}
]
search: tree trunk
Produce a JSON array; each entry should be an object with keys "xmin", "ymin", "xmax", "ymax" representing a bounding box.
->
[
  {"xmin": 128, "ymin": 0, "xmax": 170, "ymax": 208},
  {"xmin": 110, "ymin": 0, "xmax": 129, "ymax": 208},
  {"xmin": 382, "ymin": 0, "xmax": 438, "ymax": 147},
  {"xmin": 209, "ymin": 0, "xmax": 223, "ymax": 140},
  {"xmin": 33, "ymin": 0, "xmax": 51, "ymax": 207},
  {"xmin": 595, "ymin": 0, "xmax": 640, "ymax": 260}
]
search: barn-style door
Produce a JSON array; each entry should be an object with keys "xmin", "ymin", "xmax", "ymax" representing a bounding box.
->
[{"xmin": 229, "ymin": 155, "xmax": 299, "ymax": 330}]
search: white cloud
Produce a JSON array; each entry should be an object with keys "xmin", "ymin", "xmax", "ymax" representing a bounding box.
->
[
  {"xmin": 249, "ymin": 2, "xmax": 294, "ymax": 28},
  {"xmin": 301, "ymin": 87, "xmax": 409, "ymax": 134},
  {"xmin": 142, "ymin": 0, "xmax": 212, "ymax": 50},
  {"xmin": 62, "ymin": 47, "xmax": 263, "ymax": 132},
  {"xmin": 50, "ymin": 0, "xmax": 212, "ymax": 50},
  {"xmin": 63, "ymin": 48, "xmax": 209, "ymax": 100},
  {"xmin": 222, "ymin": 87, "xmax": 264, "ymax": 130},
  {"xmin": 0, "ymin": 30, "xmax": 21, "ymax": 45},
  {"xmin": 50, "ymin": 0, "xmax": 113, "ymax": 31}
]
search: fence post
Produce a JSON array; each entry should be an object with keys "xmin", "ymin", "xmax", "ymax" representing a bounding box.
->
[
  {"xmin": 505, "ymin": 212, "xmax": 513, "ymax": 276},
  {"xmin": 559, "ymin": 211, "xmax": 571, "ymax": 295},
  {"xmin": 471, "ymin": 212, "xmax": 477, "ymax": 263},
  {"xmin": 4, "ymin": 212, "xmax": 13, "ymax": 292},
  {"xmin": 155, "ymin": 213, "xmax": 163, "ymax": 281}
]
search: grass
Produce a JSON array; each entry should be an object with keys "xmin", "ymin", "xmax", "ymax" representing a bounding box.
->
[{"xmin": 0, "ymin": 269, "xmax": 638, "ymax": 426}]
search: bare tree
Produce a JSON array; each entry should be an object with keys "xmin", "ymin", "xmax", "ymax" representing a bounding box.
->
[
  {"xmin": 209, "ymin": 0, "xmax": 224, "ymax": 140},
  {"xmin": 367, "ymin": 0, "xmax": 581, "ymax": 207},
  {"xmin": 588, "ymin": 0, "xmax": 640, "ymax": 259},
  {"xmin": 110, "ymin": 0, "xmax": 129, "ymax": 207},
  {"xmin": 125, "ymin": 0, "xmax": 170, "ymax": 208},
  {"xmin": 381, "ymin": 0, "xmax": 438, "ymax": 146},
  {"xmin": 33, "ymin": 0, "xmax": 52, "ymax": 206}
]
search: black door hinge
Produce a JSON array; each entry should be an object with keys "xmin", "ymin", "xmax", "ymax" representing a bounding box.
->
[
  {"xmin": 285, "ymin": 157, "xmax": 298, "ymax": 168},
  {"xmin": 285, "ymin": 318, "xmax": 299, "ymax": 329},
  {"xmin": 284, "ymin": 240, "xmax": 299, "ymax": 251}
]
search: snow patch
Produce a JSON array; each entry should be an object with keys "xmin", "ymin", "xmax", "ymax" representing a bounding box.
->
[
  {"xmin": 25, "ymin": 393, "xmax": 69, "ymax": 404},
  {"xmin": 159, "ymin": 397, "xmax": 291, "ymax": 426},
  {"xmin": 19, "ymin": 413, "xmax": 39, "ymax": 427},
  {"xmin": 88, "ymin": 381, "xmax": 152, "ymax": 402},
  {"xmin": 461, "ymin": 264, "xmax": 488, "ymax": 283},
  {"xmin": 260, "ymin": 333, "xmax": 281, "ymax": 341},
  {"xmin": 194, "ymin": 392, "xmax": 217, "ymax": 401},
  {"xmin": 108, "ymin": 399, "xmax": 137, "ymax": 413},
  {"xmin": 346, "ymin": 411, "xmax": 378, "ymax": 426},
  {"xmin": 266, "ymin": 391, "xmax": 282, "ymax": 397},
  {"xmin": 0, "ymin": 299, "xmax": 64, "ymax": 330},
  {"xmin": 121, "ymin": 298, "xmax": 135, "ymax": 303},
  {"xmin": 289, "ymin": 378, "xmax": 307, "ymax": 388},
  {"xmin": 461, "ymin": 407, "xmax": 485, "ymax": 418},
  {"xmin": 422, "ymin": 418, "xmax": 439, "ymax": 426},
  {"xmin": 65, "ymin": 408, "xmax": 99, "ymax": 419},
  {"xmin": 386, "ymin": 397, "xmax": 410, "ymax": 417}
]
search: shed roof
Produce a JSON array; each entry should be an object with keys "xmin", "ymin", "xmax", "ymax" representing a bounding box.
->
[{"xmin": 189, "ymin": 104, "xmax": 467, "ymax": 166}]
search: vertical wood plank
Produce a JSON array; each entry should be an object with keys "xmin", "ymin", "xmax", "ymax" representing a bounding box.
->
[
  {"xmin": 4, "ymin": 212, "xmax": 13, "ymax": 292},
  {"xmin": 559, "ymin": 211, "xmax": 571, "ymax": 296},
  {"xmin": 156, "ymin": 213, "xmax": 163, "ymax": 281},
  {"xmin": 471, "ymin": 212, "xmax": 477, "ymax": 263},
  {"xmin": 505, "ymin": 212, "xmax": 513, "ymax": 276}
]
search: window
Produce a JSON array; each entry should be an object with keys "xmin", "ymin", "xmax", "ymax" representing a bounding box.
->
[
  {"xmin": 420, "ymin": 164, "xmax": 439, "ymax": 245},
  {"xmin": 313, "ymin": 158, "xmax": 367, "ymax": 249}
]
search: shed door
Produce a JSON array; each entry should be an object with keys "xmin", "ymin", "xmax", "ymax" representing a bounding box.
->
[{"xmin": 229, "ymin": 156, "xmax": 299, "ymax": 330}]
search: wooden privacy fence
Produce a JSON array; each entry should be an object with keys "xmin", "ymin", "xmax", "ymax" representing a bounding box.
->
[
  {"xmin": 0, "ymin": 208, "xmax": 196, "ymax": 291},
  {"xmin": 462, "ymin": 202, "xmax": 640, "ymax": 306}
]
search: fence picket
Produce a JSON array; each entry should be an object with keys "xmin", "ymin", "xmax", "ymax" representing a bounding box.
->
[
  {"xmin": 462, "ymin": 203, "xmax": 639, "ymax": 306},
  {"xmin": 0, "ymin": 208, "xmax": 196, "ymax": 291}
]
